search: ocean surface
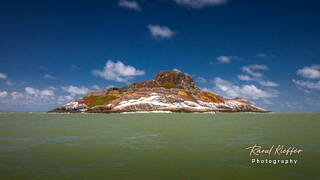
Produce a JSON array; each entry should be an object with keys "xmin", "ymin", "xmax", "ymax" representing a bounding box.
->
[{"xmin": 0, "ymin": 113, "xmax": 319, "ymax": 180}]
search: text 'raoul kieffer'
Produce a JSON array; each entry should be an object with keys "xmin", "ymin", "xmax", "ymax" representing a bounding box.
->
[{"xmin": 246, "ymin": 144, "xmax": 303, "ymax": 156}]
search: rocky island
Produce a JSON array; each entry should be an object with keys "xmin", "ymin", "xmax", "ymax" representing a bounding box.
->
[{"xmin": 49, "ymin": 70, "xmax": 269, "ymax": 113}]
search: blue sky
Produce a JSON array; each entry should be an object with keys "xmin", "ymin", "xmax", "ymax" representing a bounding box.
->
[{"xmin": 0, "ymin": 0, "xmax": 320, "ymax": 112}]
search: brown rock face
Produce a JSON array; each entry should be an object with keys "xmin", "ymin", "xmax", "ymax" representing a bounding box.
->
[{"xmin": 155, "ymin": 70, "xmax": 196, "ymax": 89}]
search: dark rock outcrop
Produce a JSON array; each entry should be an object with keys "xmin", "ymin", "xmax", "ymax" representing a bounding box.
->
[{"xmin": 155, "ymin": 70, "xmax": 197, "ymax": 90}]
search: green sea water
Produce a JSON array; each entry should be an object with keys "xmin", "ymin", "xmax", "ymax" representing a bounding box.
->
[{"xmin": 0, "ymin": 113, "xmax": 319, "ymax": 180}]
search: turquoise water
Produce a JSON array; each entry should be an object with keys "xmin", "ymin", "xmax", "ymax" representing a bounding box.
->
[{"xmin": 0, "ymin": 113, "xmax": 319, "ymax": 180}]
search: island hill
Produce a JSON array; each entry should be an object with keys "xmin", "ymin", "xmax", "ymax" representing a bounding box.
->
[{"xmin": 50, "ymin": 70, "xmax": 269, "ymax": 113}]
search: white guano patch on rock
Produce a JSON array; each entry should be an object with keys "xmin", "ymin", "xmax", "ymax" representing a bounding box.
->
[
  {"xmin": 113, "ymin": 95, "xmax": 261, "ymax": 112},
  {"xmin": 114, "ymin": 96, "xmax": 173, "ymax": 109},
  {"xmin": 63, "ymin": 101, "xmax": 88, "ymax": 111}
]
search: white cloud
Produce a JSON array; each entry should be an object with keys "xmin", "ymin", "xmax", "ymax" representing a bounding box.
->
[
  {"xmin": 173, "ymin": 68, "xmax": 181, "ymax": 72},
  {"xmin": 10, "ymin": 92, "xmax": 24, "ymax": 100},
  {"xmin": 217, "ymin": 56, "xmax": 230, "ymax": 63},
  {"xmin": 1, "ymin": 87, "xmax": 57, "ymax": 109},
  {"xmin": 148, "ymin": 25, "xmax": 175, "ymax": 39},
  {"xmin": 43, "ymin": 74, "xmax": 55, "ymax": 79},
  {"xmin": 41, "ymin": 89, "xmax": 54, "ymax": 96},
  {"xmin": 0, "ymin": 73, "xmax": 7, "ymax": 79},
  {"xmin": 293, "ymin": 79, "xmax": 320, "ymax": 90},
  {"xmin": 238, "ymin": 74, "xmax": 254, "ymax": 81},
  {"xmin": 48, "ymin": 86, "xmax": 57, "ymax": 90},
  {"xmin": 57, "ymin": 95, "xmax": 74, "ymax": 104},
  {"xmin": 25, "ymin": 87, "xmax": 38, "ymax": 95},
  {"xmin": 259, "ymin": 80, "xmax": 278, "ymax": 87},
  {"xmin": 1, "ymin": 87, "xmax": 78, "ymax": 111},
  {"xmin": 92, "ymin": 60, "xmax": 145, "ymax": 82},
  {"xmin": 297, "ymin": 65, "xmax": 320, "ymax": 79},
  {"xmin": 118, "ymin": 0, "xmax": 141, "ymax": 11},
  {"xmin": 216, "ymin": 56, "xmax": 239, "ymax": 64},
  {"xmin": 0, "ymin": 91, "xmax": 8, "ymax": 98},
  {"xmin": 91, "ymin": 85, "xmax": 100, "ymax": 90},
  {"xmin": 0, "ymin": 73, "xmax": 13, "ymax": 85},
  {"xmin": 62, "ymin": 86, "xmax": 89, "ymax": 96},
  {"xmin": 25, "ymin": 87, "xmax": 55, "ymax": 96},
  {"xmin": 245, "ymin": 64, "xmax": 268, "ymax": 70},
  {"xmin": 241, "ymin": 64, "xmax": 268, "ymax": 78},
  {"xmin": 238, "ymin": 65, "xmax": 279, "ymax": 88},
  {"xmin": 256, "ymin": 53, "xmax": 267, "ymax": 58},
  {"xmin": 213, "ymin": 77, "xmax": 276, "ymax": 100},
  {"xmin": 175, "ymin": 0, "xmax": 228, "ymax": 8}
]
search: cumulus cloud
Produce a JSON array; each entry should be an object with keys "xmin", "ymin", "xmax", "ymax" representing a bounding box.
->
[
  {"xmin": 25, "ymin": 87, "xmax": 39, "ymax": 95},
  {"xmin": 238, "ymin": 64, "xmax": 278, "ymax": 88},
  {"xmin": 259, "ymin": 80, "xmax": 278, "ymax": 87},
  {"xmin": 213, "ymin": 77, "xmax": 276, "ymax": 100},
  {"xmin": 238, "ymin": 75, "xmax": 278, "ymax": 87},
  {"xmin": 237, "ymin": 74, "xmax": 254, "ymax": 81},
  {"xmin": 25, "ymin": 87, "xmax": 55, "ymax": 96},
  {"xmin": 297, "ymin": 65, "xmax": 320, "ymax": 79},
  {"xmin": 148, "ymin": 25, "xmax": 175, "ymax": 39},
  {"xmin": 40, "ymin": 90, "xmax": 54, "ymax": 96},
  {"xmin": 0, "ymin": 87, "xmax": 57, "ymax": 109},
  {"xmin": 57, "ymin": 95, "xmax": 74, "ymax": 104},
  {"xmin": 241, "ymin": 64, "xmax": 268, "ymax": 78},
  {"xmin": 293, "ymin": 79, "xmax": 320, "ymax": 90},
  {"xmin": 216, "ymin": 56, "xmax": 239, "ymax": 64},
  {"xmin": 62, "ymin": 86, "xmax": 89, "ymax": 96},
  {"xmin": 118, "ymin": 0, "xmax": 141, "ymax": 11},
  {"xmin": 92, "ymin": 60, "xmax": 145, "ymax": 82},
  {"xmin": 1, "ymin": 86, "xmax": 79, "ymax": 111},
  {"xmin": 216, "ymin": 56, "xmax": 230, "ymax": 63},
  {"xmin": 0, "ymin": 91, "xmax": 8, "ymax": 98},
  {"xmin": 0, "ymin": 73, "xmax": 13, "ymax": 86},
  {"xmin": 175, "ymin": 0, "xmax": 228, "ymax": 8},
  {"xmin": 294, "ymin": 65, "xmax": 320, "ymax": 91},
  {"xmin": 43, "ymin": 74, "xmax": 56, "ymax": 79},
  {"xmin": 10, "ymin": 92, "xmax": 24, "ymax": 100},
  {"xmin": 0, "ymin": 73, "xmax": 7, "ymax": 79}
]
